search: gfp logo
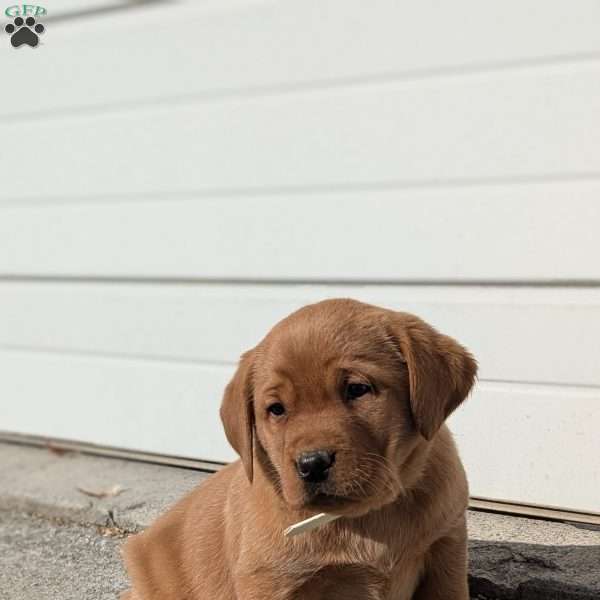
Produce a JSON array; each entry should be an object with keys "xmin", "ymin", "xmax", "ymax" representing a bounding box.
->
[
  {"xmin": 4, "ymin": 4, "xmax": 46, "ymax": 47},
  {"xmin": 5, "ymin": 4, "xmax": 46, "ymax": 16}
]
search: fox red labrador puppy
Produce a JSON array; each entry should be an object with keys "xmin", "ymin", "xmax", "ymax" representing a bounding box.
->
[{"xmin": 122, "ymin": 299, "xmax": 477, "ymax": 599}]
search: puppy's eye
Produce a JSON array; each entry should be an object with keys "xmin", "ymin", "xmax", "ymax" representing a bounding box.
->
[
  {"xmin": 267, "ymin": 402, "xmax": 286, "ymax": 417},
  {"xmin": 345, "ymin": 382, "xmax": 373, "ymax": 401}
]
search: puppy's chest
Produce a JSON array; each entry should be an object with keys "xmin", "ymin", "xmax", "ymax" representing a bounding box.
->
[{"xmin": 288, "ymin": 532, "xmax": 423, "ymax": 600}]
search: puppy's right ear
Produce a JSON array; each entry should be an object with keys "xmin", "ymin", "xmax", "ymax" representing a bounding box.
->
[{"xmin": 220, "ymin": 349, "xmax": 256, "ymax": 482}]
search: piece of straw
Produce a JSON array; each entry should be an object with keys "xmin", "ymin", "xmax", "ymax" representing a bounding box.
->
[{"xmin": 283, "ymin": 512, "xmax": 340, "ymax": 537}]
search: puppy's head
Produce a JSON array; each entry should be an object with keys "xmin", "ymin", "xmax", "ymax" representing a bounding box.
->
[{"xmin": 221, "ymin": 299, "xmax": 476, "ymax": 516}]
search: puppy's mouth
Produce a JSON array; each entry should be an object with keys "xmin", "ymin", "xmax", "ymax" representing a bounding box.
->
[{"xmin": 306, "ymin": 492, "xmax": 358, "ymax": 510}]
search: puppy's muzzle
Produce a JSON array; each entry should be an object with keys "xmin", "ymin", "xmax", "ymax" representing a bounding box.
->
[{"xmin": 295, "ymin": 450, "xmax": 335, "ymax": 483}]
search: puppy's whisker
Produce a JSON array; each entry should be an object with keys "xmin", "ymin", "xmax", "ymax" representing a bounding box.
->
[
  {"xmin": 364, "ymin": 452, "xmax": 399, "ymax": 484},
  {"xmin": 359, "ymin": 454, "xmax": 400, "ymax": 498},
  {"xmin": 346, "ymin": 464, "xmax": 385, "ymax": 500}
]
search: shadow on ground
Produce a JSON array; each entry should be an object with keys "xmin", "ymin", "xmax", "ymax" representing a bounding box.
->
[{"xmin": 469, "ymin": 539, "xmax": 600, "ymax": 599}]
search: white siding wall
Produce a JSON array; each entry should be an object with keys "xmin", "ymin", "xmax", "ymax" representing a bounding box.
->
[{"xmin": 1, "ymin": 0, "xmax": 599, "ymax": 513}]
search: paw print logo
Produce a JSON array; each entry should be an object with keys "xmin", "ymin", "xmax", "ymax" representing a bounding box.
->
[{"xmin": 5, "ymin": 16, "xmax": 45, "ymax": 48}]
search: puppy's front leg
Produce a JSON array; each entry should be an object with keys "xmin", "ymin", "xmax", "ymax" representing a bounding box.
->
[
  {"xmin": 235, "ymin": 570, "xmax": 332, "ymax": 600},
  {"xmin": 234, "ymin": 571, "xmax": 292, "ymax": 600},
  {"xmin": 412, "ymin": 518, "xmax": 469, "ymax": 600}
]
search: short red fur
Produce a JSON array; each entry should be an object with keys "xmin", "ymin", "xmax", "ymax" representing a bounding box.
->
[{"xmin": 122, "ymin": 299, "xmax": 477, "ymax": 599}]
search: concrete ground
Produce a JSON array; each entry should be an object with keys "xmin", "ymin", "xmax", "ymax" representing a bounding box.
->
[
  {"xmin": 0, "ymin": 509, "xmax": 127, "ymax": 600},
  {"xmin": 1, "ymin": 441, "xmax": 599, "ymax": 599}
]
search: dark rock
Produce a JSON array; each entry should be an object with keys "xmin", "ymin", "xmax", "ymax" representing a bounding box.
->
[{"xmin": 469, "ymin": 539, "xmax": 600, "ymax": 599}]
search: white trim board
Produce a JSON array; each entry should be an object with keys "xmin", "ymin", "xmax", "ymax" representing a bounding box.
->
[
  {"xmin": 1, "ymin": 64, "xmax": 599, "ymax": 201},
  {"xmin": 1, "ymin": 282, "xmax": 600, "ymax": 387},
  {"xmin": 2, "ymin": 184, "xmax": 600, "ymax": 281},
  {"xmin": 4, "ymin": 1, "xmax": 600, "ymax": 117}
]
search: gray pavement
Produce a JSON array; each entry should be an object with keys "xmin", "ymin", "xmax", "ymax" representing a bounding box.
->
[
  {"xmin": 1, "ymin": 442, "xmax": 599, "ymax": 599},
  {"xmin": 0, "ymin": 441, "xmax": 207, "ymax": 532},
  {"xmin": 0, "ymin": 509, "xmax": 127, "ymax": 600}
]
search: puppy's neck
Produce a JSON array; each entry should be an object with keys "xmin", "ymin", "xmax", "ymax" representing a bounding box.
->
[{"xmin": 396, "ymin": 433, "xmax": 435, "ymax": 493}]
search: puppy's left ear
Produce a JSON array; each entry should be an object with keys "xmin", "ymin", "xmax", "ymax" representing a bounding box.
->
[
  {"xmin": 390, "ymin": 313, "xmax": 477, "ymax": 441},
  {"xmin": 220, "ymin": 349, "xmax": 256, "ymax": 482}
]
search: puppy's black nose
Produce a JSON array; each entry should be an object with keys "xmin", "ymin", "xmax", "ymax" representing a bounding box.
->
[{"xmin": 296, "ymin": 450, "xmax": 335, "ymax": 483}]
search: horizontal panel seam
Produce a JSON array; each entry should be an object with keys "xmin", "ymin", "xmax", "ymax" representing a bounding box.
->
[
  {"xmin": 1, "ymin": 276, "xmax": 600, "ymax": 287},
  {"xmin": 1, "ymin": 51, "xmax": 600, "ymax": 125},
  {"xmin": 2, "ymin": 172, "xmax": 600, "ymax": 206},
  {"xmin": 2, "ymin": 345, "xmax": 599, "ymax": 391}
]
